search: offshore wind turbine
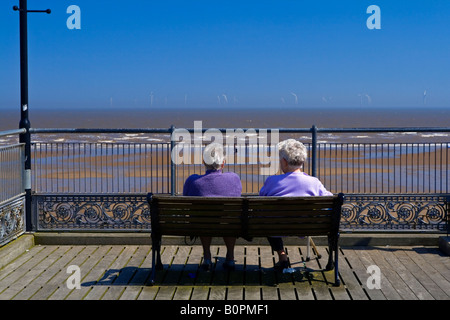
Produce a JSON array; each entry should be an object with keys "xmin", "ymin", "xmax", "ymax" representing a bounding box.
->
[
  {"xmin": 290, "ymin": 92, "xmax": 298, "ymax": 104},
  {"xmin": 357, "ymin": 94, "xmax": 363, "ymax": 107}
]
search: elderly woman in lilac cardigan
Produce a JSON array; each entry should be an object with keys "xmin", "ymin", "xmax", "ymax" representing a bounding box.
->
[
  {"xmin": 259, "ymin": 139, "xmax": 332, "ymax": 270},
  {"xmin": 183, "ymin": 143, "xmax": 242, "ymax": 271}
]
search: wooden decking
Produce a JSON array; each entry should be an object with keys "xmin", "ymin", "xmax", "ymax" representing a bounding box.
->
[{"xmin": 0, "ymin": 243, "xmax": 449, "ymax": 300}]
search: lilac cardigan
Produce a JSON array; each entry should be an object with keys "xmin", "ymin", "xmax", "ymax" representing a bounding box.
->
[{"xmin": 183, "ymin": 170, "xmax": 242, "ymax": 197}]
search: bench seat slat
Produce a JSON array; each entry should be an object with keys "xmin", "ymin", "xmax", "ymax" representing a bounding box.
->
[
  {"xmin": 248, "ymin": 211, "xmax": 333, "ymax": 217},
  {"xmin": 159, "ymin": 217, "xmax": 242, "ymax": 224},
  {"xmin": 248, "ymin": 204, "xmax": 334, "ymax": 210},
  {"xmin": 159, "ymin": 229, "xmax": 241, "ymax": 237},
  {"xmin": 248, "ymin": 216, "xmax": 333, "ymax": 223},
  {"xmin": 158, "ymin": 210, "xmax": 242, "ymax": 217},
  {"xmin": 158, "ymin": 203, "xmax": 243, "ymax": 210}
]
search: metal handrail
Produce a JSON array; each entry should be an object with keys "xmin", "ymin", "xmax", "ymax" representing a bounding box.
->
[
  {"xmin": 29, "ymin": 126, "xmax": 450, "ymax": 134},
  {"xmin": 0, "ymin": 128, "xmax": 26, "ymax": 137}
]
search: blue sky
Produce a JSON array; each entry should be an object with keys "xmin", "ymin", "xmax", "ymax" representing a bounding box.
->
[{"xmin": 1, "ymin": 0, "xmax": 450, "ymax": 110}]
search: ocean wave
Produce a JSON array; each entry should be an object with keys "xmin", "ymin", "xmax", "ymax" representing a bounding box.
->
[{"xmin": 420, "ymin": 133, "xmax": 449, "ymax": 138}]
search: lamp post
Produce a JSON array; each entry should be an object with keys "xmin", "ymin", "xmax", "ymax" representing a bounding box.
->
[{"xmin": 13, "ymin": 1, "xmax": 51, "ymax": 231}]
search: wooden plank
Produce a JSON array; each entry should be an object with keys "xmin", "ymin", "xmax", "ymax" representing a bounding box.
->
[
  {"xmin": 315, "ymin": 246, "xmax": 351, "ymax": 300},
  {"xmin": 244, "ymin": 286, "xmax": 261, "ymax": 300},
  {"xmin": 337, "ymin": 248, "xmax": 370, "ymax": 300},
  {"xmin": 392, "ymin": 249, "xmax": 448, "ymax": 300},
  {"xmin": 159, "ymin": 227, "xmax": 241, "ymax": 237},
  {"xmin": 248, "ymin": 216, "xmax": 333, "ymax": 223},
  {"xmin": 249, "ymin": 204, "xmax": 334, "ymax": 211},
  {"xmin": 403, "ymin": 248, "xmax": 450, "ymax": 296},
  {"xmin": 227, "ymin": 245, "xmax": 245, "ymax": 300},
  {"xmin": 248, "ymin": 229, "xmax": 331, "ymax": 238},
  {"xmin": 154, "ymin": 246, "xmax": 188, "ymax": 300},
  {"xmin": 65, "ymin": 246, "xmax": 122, "ymax": 300},
  {"xmin": 177, "ymin": 245, "xmax": 202, "ymax": 286},
  {"xmin": 83, "ymin": 246, "xmax": 138, "ymax": 300},
  {"xmin": 209, "ymin": 246, "xmax": 228, "ymax": 300},
  {"xmin": 259, "ymin": 246, "xmax": 278, "ymax": 300},
  {"xmin": 119, "ymin": 245, "xmax": 152, "ymax": 300},
  {"xmin": 243, "ymin": 246, "xmax": 261, "ymax": 300},
  {"xmin": 18, "ymin": 246, "xmax": 85, "ymax": 300},
  {"xmin": 102, "ymin": 246, "xmax": 150, "ymax": 300},
  {"xmin": 286, "ymin": 245, "xmax": 314, "ymax": 300},
  {"xmin": 0, "ymin": 245, "xmax": 57, "ymax": 295},
  {"xmin": 248, "ymin": 224, "xmax": 332, "ymax": 231},
  {"xmin": 303, "ymin": 245, "xmax": 332, "ymax": 300},
  {"xmin": 408, "ymin": 247, "xmax": 450, "ymax": 281},
  {"xmin": 2, "ymin": 246, "xmax": 71, "ymax": 300},
  {"xmin": 10, "ymin": 246, "xmax": 73, "ymax": 300},
  {"xmin": 137, "ymin": 245, "xmax": 178, "ymax": 300},
  {"xmin": 353, "ymin": 247, "xmax": 402, "ymax": 300},
  {"xmin": 159, "ymin": 209, "xmax": 242, "ymax": 217},
  {"xmin": 0, "ymin": 245, "xmax": 47, "ymax": 282},
  {"xmin": 160, "ymin": 223, "xmax": 242, "ymax": 230},
  {"xmin": 160, "ymin": 216, "xmax": 241, "ymax": 223},
  {"xmin": 341, "ymin": 248, "xmax": 386, "ymax": 300},
  {"xmin": 190, "ymin": 286, "xmax": 210, "ymax": 300},
  {"xmin": 36, "ymin": 246, "xmax": 99, "ymax": 300},
  {"xmin": 50, "ymin": 245, "xmax": 112, "ymax": 300},
  {"xmin": 366, "ymin": 248, "xmax": 418, "ymax": 300},
  {"xmin": 173, "ymin": 286, "xmax": 193, "ymax": 300},
  {"xmin": 381, "ymin": 248, "xmax": 434, "ymax": 300}
]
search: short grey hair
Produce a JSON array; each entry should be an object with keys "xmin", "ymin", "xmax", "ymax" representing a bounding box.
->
[
  {"xmin": 278, "ymin": 139, "xmax": 307, "ymax": 169},
  {"xmin": 203, "ymin": 143, "xmax": 225, "ymax": 170}
]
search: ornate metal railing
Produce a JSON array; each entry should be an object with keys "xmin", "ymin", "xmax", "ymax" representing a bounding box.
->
[
  {"xmin": 33, "ymin": 193, "xmax": 448, "ymax": 232},
  {"xmin": 4, "ymin": 126, "xmax": 450, "ymax": 234},
  {"xmin": 34, "ymin": 194, "xmax": 149, "ymax": 231},
  {"xmin": 0, "ymin": 129, "xmax": 26, "ymax": 246},
  {"xmin": 341, "ymin": 194, "xmax": 449, "ymax": 231}
]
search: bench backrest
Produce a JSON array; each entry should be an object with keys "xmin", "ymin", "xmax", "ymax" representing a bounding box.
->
[{"xmin": 148, "ymin": 194, "xmax": 344, "ymax": 239}]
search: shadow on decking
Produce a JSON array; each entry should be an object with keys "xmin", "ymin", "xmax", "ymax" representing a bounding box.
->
[{"xmin": 82, "ymin": 262, "xmax": 329, "ymax": 287}]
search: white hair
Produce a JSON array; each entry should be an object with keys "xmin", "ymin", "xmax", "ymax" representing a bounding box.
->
[
  {"xmin": 203, "ymin": 143, "xmax": 225, "ymax": 170},
  {"xmin": 278, "ymin": 139, "xmax": 307, "ymax": 169}
]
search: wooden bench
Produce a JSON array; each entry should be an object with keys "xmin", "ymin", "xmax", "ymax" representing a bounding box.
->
[{"xmin": 147, "ymin": 193, "xmax": 345, "ymax": 286}]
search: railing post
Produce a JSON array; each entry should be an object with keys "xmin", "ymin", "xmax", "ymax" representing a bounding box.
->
[
  {"xmin": 14, "ymin": 1, "xmax": 51, "ymax": 231},
  {"xmin": 17, "ymin": 0, "xmax": 32, "ymax": 231},
  {"xmin": 169, "ymin": 125, "xmax": 176, "ymax": 195},
  {"xmin": 311, "ymin": 125, "xmax": 318, "ymax": 177}
]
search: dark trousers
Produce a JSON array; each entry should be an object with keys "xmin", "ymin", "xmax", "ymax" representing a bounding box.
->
[{"xmin": 267, "ymin": 237, "xmax": 284, "ymax": 252}]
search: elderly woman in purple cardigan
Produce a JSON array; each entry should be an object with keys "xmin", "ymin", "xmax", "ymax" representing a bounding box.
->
[
  {"xmin": 183, "ymin": 143, "xmax": 242, "ymax": 271},
  {"xmin": 259, "ymin": 139, "xmax": 332, "ymax": 270}
]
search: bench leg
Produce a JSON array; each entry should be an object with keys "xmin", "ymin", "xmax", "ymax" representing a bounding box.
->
[
  {"xmin": 150, "ymin": 236, "xmax": 163, "ymax": 285},
  {"xmin": 325, "ymin": 235, "xmax": 334, "ymax": 271},
  {"xmin": 325, "ymin": 234, "xmax": 340, "ymax": 286},
  {"xmin": 306, "ymin": 236, "xmax": 311, "ymax": 261},
  {"xmin": 333, "ymin": 233, "xmax": 340, "ymax": 287}
]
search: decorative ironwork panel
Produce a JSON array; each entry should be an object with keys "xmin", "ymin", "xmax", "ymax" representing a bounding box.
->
[
  {"xmin": 341, "ymin": 194, "xmax": 448, "ymax": 231},
  {"xmin": 34, "ymin": 193, "xmax": 448, "ymax": 232},
  {"xmin": 0, "ymin": 196, "xmax": 25, "ymax": 246},
  {"xmin": 35, "ymin": 194, "xmax": 150, "ymax": 231}
]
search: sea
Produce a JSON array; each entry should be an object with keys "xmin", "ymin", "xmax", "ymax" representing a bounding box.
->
[
  {"xmin": 1, "ymin": 106, "xmax": 448, "ymax": 195},
  {"xmin": 0, "ymin": 106, "xmax": 449, "ymax": 144}
]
